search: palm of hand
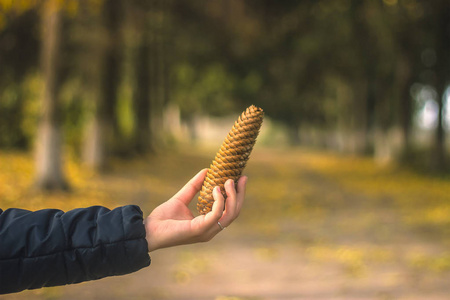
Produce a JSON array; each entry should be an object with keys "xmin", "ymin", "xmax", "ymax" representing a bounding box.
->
[
  {"xmin": 153, "ymin": 197, "xmax": 194, "ymax": 222},
  {"xmin": 146, "ymin": 198, "xmax": 199, "ymax": 252},
  {"xmin": 144, "ymin": 169, "xmax": 246, "ymax": 252}
]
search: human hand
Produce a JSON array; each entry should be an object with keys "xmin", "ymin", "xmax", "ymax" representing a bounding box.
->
[{"xmin": 144, "ymin": 169, "xmax": 247, "ymax": 252}]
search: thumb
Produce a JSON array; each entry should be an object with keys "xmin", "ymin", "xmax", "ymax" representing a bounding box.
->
[{"xmin": 173, "ymin": 169, "xmax": 208, "ymax": 205}]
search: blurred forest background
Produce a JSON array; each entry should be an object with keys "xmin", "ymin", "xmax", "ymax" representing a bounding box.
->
[
  {"xmin": 1, "ymin": 0, "xmax": 450, "ymax": 187},
  {"xmin": 1, "ymin": 0, "xmax": 450, "ymax": 299}
]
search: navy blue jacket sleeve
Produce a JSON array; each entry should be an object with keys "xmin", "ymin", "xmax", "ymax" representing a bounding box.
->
[{"xmin": 0, "ymin": 205, "xmax": 151, "ymax": 294}]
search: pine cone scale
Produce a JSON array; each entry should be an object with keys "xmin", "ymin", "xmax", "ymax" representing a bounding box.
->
[{"xmin": 197, "ymin": 105, "xmax": 264, "ymax": 214}]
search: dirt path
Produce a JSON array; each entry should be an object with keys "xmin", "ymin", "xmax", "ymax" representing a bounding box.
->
[{"xmin": 3, "ymin": 148, "xmax": 450, "ymax": 299}]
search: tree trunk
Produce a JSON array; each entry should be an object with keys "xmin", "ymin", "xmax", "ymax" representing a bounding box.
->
[
  {"xmin": 434, "ymin": 82, "xmax": 447, "ymax": 170},
  {"xmin": 83, "ymin": 0, "xmax": 123, "ymax": 169},
  {"xmin": 35, "ymin": 0, "xmax": 69, "ymax": 190},
  {"xmin": 149, "ymin": 8, "xmax": 162, "ymax": 147},
  {"xmin": 83, "ymin": 117, "xmax": 107, "ymax": 170},
  {"xmin": 398, "ymin": 60, "xmax": 413, "ymax": 158},
  {"xmin": 349, "ymin": 0, "xmax": 373, "ymax": 155},
  {"xmin": 101, "ymin": 0, "xmax": 122, "ymax": 139},
  {"xmin": 433, "ymin": 1, "xmax": 450, "ymax": 171},
  {"xmin": 347, "ymin": 79, "xmax": 371, "ymax": 155},
  {"xmin": 132, "ymin": 26, "xmax": 153, "ymax": 153},
  {"xmin": 288, "ymin": 123, "xmax": 301, "ymax": 146},
  {"xmin": 148, "ymin": 0, "xmax": 171, "ymax": 148}
]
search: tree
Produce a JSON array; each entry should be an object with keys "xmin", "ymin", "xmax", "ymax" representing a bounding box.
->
[
  {"xmin": 388, "ymin": 1, "xmax": 424, "ymax": 161},
  {"xmin": 83, "ymin": 0, "xmax": 124, "ymax": 169},
  {"xmin": 432, "ymin": 0, "xmax": 450, "ymax": 170},
  {"xmin": 131, "ymin": 2, "xmax": 153, "ymax": 153},
  {"xmin": 35, "ymin": 0, "xmax": 69, "ymax": 190}
]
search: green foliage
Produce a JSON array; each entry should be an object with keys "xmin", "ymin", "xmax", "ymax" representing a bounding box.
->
[
  {"xmin": 0, "ymin": 84, "xmax": 26, "ymax": 148},
  {"xmin": 0, "ymin": 73, "xmax": 40, "ymax": 150},
  {"xmin": 117, "ymin": 82, "xmax": 135, "ymax": 138},
  {"xmin": 0, "ymin": 0, "xmax": 448, "ymax": 169},
  {"xmin": 59, "ymin": 77, "xmax": 88, "ymax": 152},
  {"xmin": 173, "ymin": 62, "xmax": 236, "ymax": 118}
]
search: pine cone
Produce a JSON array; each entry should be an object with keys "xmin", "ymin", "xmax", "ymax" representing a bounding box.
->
[{"xmin": 197, "ymin": 105, "xmax": 264, "ymax": 215}]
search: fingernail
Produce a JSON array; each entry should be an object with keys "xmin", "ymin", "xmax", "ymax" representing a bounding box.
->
[
  {"xmin": 230, "ymin": 179, "xmax": 235, "ymax": 188},
  {"xmin": 215, "ymin": 186, "xmax": 220, "ymax": 193}
]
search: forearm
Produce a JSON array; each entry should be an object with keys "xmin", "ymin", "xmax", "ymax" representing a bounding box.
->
[{"xmin": 0, "ymin": 205, "xmax": 150, "ymax": 294}]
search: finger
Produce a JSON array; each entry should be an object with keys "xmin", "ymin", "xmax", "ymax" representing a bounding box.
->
[
  {"xmin": 206, "ymin": 186, "xmax": 225, "ymax": 222},
  {"xmin": 201, "ymin": 186, "xmax": 225, "ymax": 234},
  {"xmin": 235, "ymin": 176, "xmax": 247, "ymax": 213},
  {"xmin": 173, "ymin": 169, "xmax": 208, "ymax": 205},
  {"xmin": 220, "ymin": 179, "xmax": 238, "ymax": 226}
]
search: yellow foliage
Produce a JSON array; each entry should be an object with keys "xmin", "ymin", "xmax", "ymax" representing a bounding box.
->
[
  {"xmin": 407, "ymin": 251, "xmax": 450, "ymax": 273},
  {"xmin": 302, "ymin": 150, "xmax": 450, "ymax": 230},
  {"xmin": 64, "ymin": 0, "xmax": 78, "ymax": 17},
  {"xmin": 172, "ymin": 249, "xmax": 216, "ymax": 285},
  {"xmin": 305, "ymin": 244, "xmax": 396, "ymax": 278},
  {"xmin": 0, "ymin": 151, "xmax": 109, "ymax": 211},
  {"xmin": 0, "ymin": 0, "xmax": 37, "ymax": 12}
]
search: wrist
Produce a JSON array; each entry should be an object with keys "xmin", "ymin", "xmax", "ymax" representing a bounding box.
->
[{"xmin": 144, "ymin": 218, "xmax": 153, "ymax": 252}]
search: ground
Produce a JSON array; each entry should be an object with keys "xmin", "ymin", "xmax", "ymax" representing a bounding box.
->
[{"xmin": 1, "ymin": 146, "xmax": 450, "ymax": 299}]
